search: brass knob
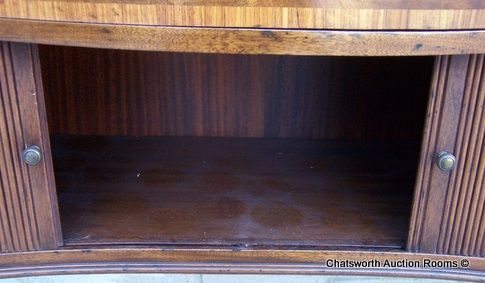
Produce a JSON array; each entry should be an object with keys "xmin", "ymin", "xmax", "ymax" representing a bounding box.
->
[
  {"xmin": 437, "ymin": 152, "xmax": 456, "ymax": 172},
  {"xmin": 22, "ymin": 145, "xmax": 42, "ymax": 166}
]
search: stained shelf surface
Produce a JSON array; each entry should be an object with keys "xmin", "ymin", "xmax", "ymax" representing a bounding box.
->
[{"xmin": 54, "ymin": 135, "xmax": 418, "ymax": 250}]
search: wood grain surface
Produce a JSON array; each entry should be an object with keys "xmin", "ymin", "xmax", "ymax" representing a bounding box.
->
[
  {"xmin": 0, "ymin": 42, "xmax": 61, "ymax": 252},
  {"xmin": 52, "ymin": 135, "xmax": 418, "ymax": 249},
  {"xmin": 408, "ymin": 56, "xmax": 469, "ymax": 254},
  {"xmin": 1, "ymin": 19, "xmax": 485, "ymax": 56},
  {"xmin": 40, "ymin": 46, "xmax": 432, "ymax": 140},
  {"xmin": 0, "ymin": 0, "xmax": 484, "ymax": 30},
  {"xmin": 0, "ymin": 248, "xmax": 484, "ymax": 280},
  {"xmin": 408, "ymin": 55, "xmax": 485, "ymax": 257},
  {"xmin": 436, "ymin": 55, "xmax": 485, "ymax": 257}
]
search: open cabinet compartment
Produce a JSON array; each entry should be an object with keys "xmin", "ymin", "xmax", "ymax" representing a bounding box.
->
[{"xmin": 38, "ymin": 45, "xmax": 434, "ymax": 250}]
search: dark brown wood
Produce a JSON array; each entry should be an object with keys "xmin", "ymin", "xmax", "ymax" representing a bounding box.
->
[
  {"xmin": 1, "ymin": 19, "xmax": 485, "ymax": 56},
  {"xmin": 0, "ymin": 248, "xmax": 484, "ymax": 280},
  {"xmin": 408, "ymin": 55, "xmax": 485, "ymax": 256},
  {"xmin": 0, "ymin": 0, "xmax": 482, "ymax": 279},
  {"xmin": 436, "ymin": 55, "xmax": 485, "ymax": 257},
  {"xmin": 52, "ymin": 135, "xmax": 419, "ymax": 249},
  {"xmin": 40, "ymin": 46, "xmax": 432, "ymax": 141},
  {"xmin": 0, "ymin": 42, "xmax": 62, "ymax": 252}
]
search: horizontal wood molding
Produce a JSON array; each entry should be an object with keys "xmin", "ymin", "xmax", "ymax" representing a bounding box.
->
[
  {"xmin": 0, "ymin": 19, "xmax": 485, "ymax": 56},
  {"xmin": 0, "ymin": 1, "xmax": 484, "ymax": 30},
  {"xmin": 3, "ymin": 0, "xmax": 485, "ymax": 10},
  {"xmin": 409, "ymin": 55, "xmax": 485, "ymax": 257},
  {"xmin": 0, "ymin": 248, "xmax": 484, "ymax": 280},
  {"xmin": 0, "ymin": 42, "xmax": 61, "ymax": 252}
]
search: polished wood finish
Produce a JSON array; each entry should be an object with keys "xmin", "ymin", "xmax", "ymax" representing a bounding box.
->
[
  {"xmin": 408, "ymin": 56, "xmax": 469, "ymax": 253},
  {"xmin": 409, "ymin": 55, "xmax": 485, "ymax": 256},
  {"xmin": 40, "ymin": 46, "xmax": 432, "ymax": 140},
  {"xmin": 0, "ymin": 42, "xmax": 61, "ymax": 252},
  {"xmin": 0, "ymin": 0, "xmax": 484, "ymax": 278},
  {"xmin": 53, "ymin": 135, "xmax": 418, "ymax": 249},
  {"xmin": 1, "ymin": 19, "xmax": 485, "ymax": 56},
  {"xmin": 0, "ymin": 248, "xmax": 484, "ymax": 281},
  {"xmin": 437, "ymin": 55, "xmax": 485, "ymax": 257},
  {"xmin": 0, "ymin": 0, "xmax": 484, "ymax": 30}
]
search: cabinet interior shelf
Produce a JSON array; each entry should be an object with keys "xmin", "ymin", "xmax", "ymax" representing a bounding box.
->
[{"xmin": 54, "ymin": 135, "xmax": 417, "ymax": 250}]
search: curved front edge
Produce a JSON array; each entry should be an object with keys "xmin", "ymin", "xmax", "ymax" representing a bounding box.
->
[{"xmin": 0, "ymin": 248, "xmax": 484, "ymax": 281}]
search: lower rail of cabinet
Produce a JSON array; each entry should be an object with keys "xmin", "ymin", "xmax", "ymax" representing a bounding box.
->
[{"xmin": 0, "ymin": 248, "xmax": 484, "ymax": 281}]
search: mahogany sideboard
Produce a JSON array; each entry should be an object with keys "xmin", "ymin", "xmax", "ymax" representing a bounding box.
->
[{"xmin": 1, "ymin": 0, "xmax": 485, "ymax": 281}]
